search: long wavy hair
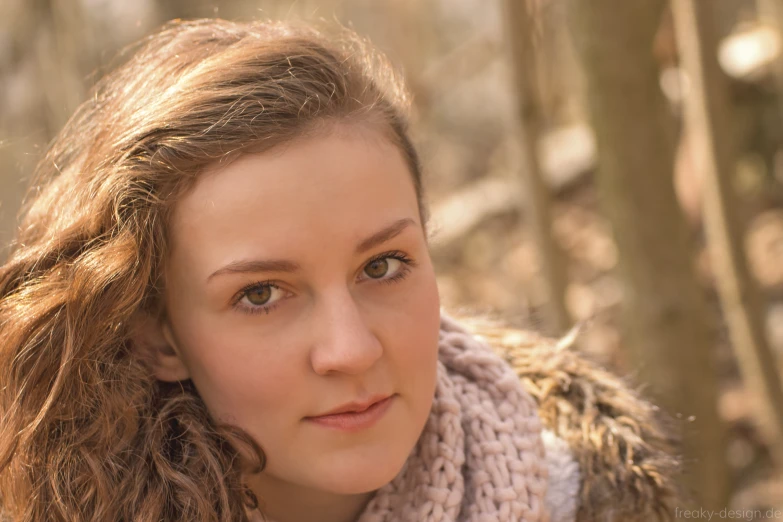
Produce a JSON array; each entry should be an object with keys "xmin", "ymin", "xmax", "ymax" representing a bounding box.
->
[{"xmin": 0, "ymin": 19, "xmax": 428, "ymax": 522}]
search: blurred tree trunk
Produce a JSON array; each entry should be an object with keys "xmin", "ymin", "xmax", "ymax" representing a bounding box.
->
[
  {"xmin": 673, "ymin": 0, "xmax": 783, "ymax": 472},
  {"xmin": 565, "ymin": 0, "xmax": 729, "ymax": 511},
  {"xmin": 535, "ymin": 0, "xmax": 585, "ymax": 128},
  {"xmin": 503, "ymin": 0, "xmax": 572, "ymax": 337}
]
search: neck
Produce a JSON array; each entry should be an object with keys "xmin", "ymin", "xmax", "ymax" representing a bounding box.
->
[{"xmin": 244, "ymin": 472, "xmax": 377, "ymax": 522}]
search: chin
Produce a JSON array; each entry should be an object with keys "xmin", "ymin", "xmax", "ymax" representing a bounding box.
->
[{"xmin": 314, "ymin": 447, "xmax": 409, "ymax": 495}]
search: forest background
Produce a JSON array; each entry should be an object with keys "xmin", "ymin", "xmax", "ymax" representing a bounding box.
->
[{"xmin": 2, "ymin": 0, "xmax": 783, "ymax": 519}]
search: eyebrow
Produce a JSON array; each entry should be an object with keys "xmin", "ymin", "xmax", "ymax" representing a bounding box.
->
[{"xmin": 207, "ymin": 217, "xmax": 416, "ymax": 282}]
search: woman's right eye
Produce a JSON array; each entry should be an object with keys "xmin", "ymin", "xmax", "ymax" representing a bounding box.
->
[{"xmin": 234, "ymin": 281, "xmax": 287, "ymax": 315}]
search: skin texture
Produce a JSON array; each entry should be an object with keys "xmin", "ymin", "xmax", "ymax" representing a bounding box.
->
[{"xmin": 139, "ymin": 124, "xmax": 441, "ymax": 522}]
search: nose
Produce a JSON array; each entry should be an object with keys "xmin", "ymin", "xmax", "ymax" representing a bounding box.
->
[{"xmin": 309, "ymin": 288, "xmax": 383, "ymax": 376}]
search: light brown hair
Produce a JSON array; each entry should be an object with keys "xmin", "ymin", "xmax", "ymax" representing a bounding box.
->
[{"xmin": 0, "ymin": 18, "xmax": 428, "ymax": 521}]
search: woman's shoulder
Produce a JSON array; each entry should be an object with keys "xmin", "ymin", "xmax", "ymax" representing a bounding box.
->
[{"xmin": 453, "ymin": 314, "xmax": 684, "ymax": 522}]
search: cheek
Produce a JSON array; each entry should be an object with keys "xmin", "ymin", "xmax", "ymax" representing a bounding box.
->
[
  {"xmin": 169, "ymin": 313, "xmax": 304, "ymax": 424},
  {"xmin": 391, "ymin": 264, "xmax": 441, "ymax": 374}
]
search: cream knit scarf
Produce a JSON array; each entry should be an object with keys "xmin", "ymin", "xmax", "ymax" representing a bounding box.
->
[{"xmin": 355, "ymin": 311, "xmax": 550, "ymax": 521}]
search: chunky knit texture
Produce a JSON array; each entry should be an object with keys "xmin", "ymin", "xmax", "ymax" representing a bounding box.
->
[{"xmin": 260, "ymin": 311, "xmax": 551, "ymax": 522}]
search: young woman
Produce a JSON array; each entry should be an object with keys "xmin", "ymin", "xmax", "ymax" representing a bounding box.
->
[{"xmin": 0, "ymin": 19, "xmax": 683, "ymax": 522}]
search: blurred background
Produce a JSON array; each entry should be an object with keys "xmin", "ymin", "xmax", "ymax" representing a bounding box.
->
[{"xmin": 3, "ymin": 0, "xmax": 783, "ymax": 518}]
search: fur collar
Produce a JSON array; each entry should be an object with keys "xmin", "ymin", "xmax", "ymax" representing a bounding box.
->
[{"xmin": 453, "ymin": 313, "xmax": 684, "ymax": 522}]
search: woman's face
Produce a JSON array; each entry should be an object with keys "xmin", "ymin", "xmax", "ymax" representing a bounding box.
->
[{"xmin": 159, "ymin": 124, "xmax": 441, "ymax": 503}]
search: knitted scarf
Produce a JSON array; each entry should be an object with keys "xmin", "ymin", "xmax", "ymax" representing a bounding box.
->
[{"xmin": 266, "ymin": 311, "xmax": 551, "ymax": 522}]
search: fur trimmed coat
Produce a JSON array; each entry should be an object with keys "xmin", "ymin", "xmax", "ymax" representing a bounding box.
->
[{"xmin": 455, "ymin": 313, "xmax": 683, "ymax": 522}]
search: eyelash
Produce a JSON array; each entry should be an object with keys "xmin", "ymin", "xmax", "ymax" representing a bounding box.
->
[{"xmin": 231, "ymin": 250, "xmax": 417, "ymax": 316}]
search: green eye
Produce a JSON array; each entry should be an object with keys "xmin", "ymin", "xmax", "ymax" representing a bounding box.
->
[
  {"xmin": 245, "ymin": 286, "xmax": 272, "ymax": 305},
  {"xmin": 364, "ymin": 258, "xmax": 390, "ymax": 279},
  {"xmin": 233, "ymin": 280, "xmax": 287, "ymax": 315}
]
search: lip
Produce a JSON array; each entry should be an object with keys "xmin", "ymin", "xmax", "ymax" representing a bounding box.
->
[
  {"xmin": 304, "ymin": 394, "xmax": 395, "ymax": 432},
  {"xmin": 311, "ymin": 394, "xmax": 393, "ymax": 416}
]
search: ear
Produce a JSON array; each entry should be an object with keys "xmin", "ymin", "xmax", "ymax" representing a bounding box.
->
[{"xmin": 128, "ymin": 311, "xmax": 191, "ymax": 382}]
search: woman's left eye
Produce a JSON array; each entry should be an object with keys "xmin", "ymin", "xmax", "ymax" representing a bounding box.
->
[
  {"xmin": 360, "ymin": 251, "xmax": 415, "ymax": 284},
  {"xmin": 232, "ymin": 251, "xmax": 416, "ymax": 315}
]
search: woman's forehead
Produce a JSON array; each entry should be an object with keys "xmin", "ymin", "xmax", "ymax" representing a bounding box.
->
[{"xmin": 165, "ymin": 129, "xmax": 421, "ymax": 273}]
